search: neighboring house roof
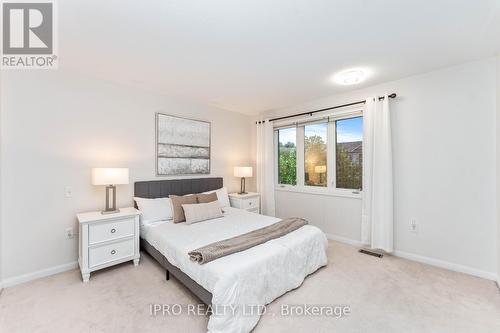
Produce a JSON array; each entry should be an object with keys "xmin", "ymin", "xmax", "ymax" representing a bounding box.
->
[{"xmin": 338, "ymin": 141, "xmax": 362, "ymax": 153}]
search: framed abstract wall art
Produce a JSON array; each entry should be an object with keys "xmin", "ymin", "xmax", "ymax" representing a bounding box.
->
[{"xmin": 156, "ymin": 113, "xmax": 211, "ymax": 175}]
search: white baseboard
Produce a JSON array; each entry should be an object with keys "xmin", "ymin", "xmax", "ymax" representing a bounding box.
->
[
  {"xmin": 325, "ymin": 233, "xmax": 497, "ymax": 281},
  {"xmin": 392, "ymin": 250, "xmax": 497, "ymax": 281},
  {"xmin": 0, "ymin": 261, "xmax": 78, "ymax": 289},
  {"xmin": 325, "ymin": 233, "xmax": 364, "ymax": 247}
]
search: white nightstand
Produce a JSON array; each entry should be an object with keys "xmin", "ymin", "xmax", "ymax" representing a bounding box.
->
[
  {"xmin": 228, "ymin": 192, "xmax": 260, "ymax": 213},
  {"xmin": 77, "ymin": 207, "xmax": 141, "ymax": 282}
]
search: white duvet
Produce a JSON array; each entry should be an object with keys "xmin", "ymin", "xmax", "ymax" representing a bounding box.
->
[{"xmin": 141, "ymin": 207, "xmax": 328, "ymax": 333}]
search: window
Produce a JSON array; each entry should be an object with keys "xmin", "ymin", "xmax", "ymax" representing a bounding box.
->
[
  {"xmin": 277, "ymin": 127, "xmax": 297, "ymax": 185},
  {"xmin": 274, "ymin": 112, "xmax": 363, "ymax": 194},
  {"xmin": 336, "ymin": 117, "xmax": 363, "ymax": 190},
  {"xmin": 304, "ymin": 123, "xmax": 327, "ymax": 187}
]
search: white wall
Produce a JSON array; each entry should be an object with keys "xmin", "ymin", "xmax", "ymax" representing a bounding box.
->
[
  {"xmin": 0, "ymin": 70, "xmax": 253, "ymax": 282},
  {"xmin": 262, "ymin": 58, "xmax": 497, "ymax": 277}
]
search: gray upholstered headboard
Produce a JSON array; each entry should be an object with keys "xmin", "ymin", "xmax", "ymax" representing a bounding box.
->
[{"xmin": 134, "ymin": 177, "xmax": 223, "ymax": 199}]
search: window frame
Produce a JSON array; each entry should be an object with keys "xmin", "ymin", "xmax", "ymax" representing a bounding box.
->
[{"xmin": 274, "ymin": 107, "xmax": 363, "ymax": 199}]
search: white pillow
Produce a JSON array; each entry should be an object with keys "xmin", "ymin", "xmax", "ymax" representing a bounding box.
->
[
  {"xmin": 203, "ymin": 187, "xmax": 230, "ymax": 208},
  {"xmin": 182, "ymin": 201, "xmax": 223, "ymax": 225},
  {"xmin": 134, "ymin": 197, "xmax": 173, "ymax": 225}
]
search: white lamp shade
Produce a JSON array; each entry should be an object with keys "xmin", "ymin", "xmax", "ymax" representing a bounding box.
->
[
  {"xmin": 314, "ymin": 165, "xmax": 327, "ymax": 173},
  {"xmin": 234, "ymin": 166, "xmax": 253, "ymax": 178},
  {"xmin": 92, "ymin": 168, "xmax": 129, "ymax": 185}
]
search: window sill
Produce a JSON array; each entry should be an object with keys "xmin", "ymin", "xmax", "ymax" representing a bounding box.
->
[{"xmin": 275, "ymin": 186, "xmax": 362, "ymax": 199}]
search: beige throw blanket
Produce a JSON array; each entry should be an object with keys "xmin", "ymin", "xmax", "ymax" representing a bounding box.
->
[{"xmin": 188, "ymin": 217, "xmax": 308, "ymax": 264}]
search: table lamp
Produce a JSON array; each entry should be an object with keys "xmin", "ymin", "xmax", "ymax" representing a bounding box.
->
[
  {"xmin": 314, "ymin": 165, "xmax": 326, "ymax": 184},
  {"xmin": 92, "ymin": 168, "xmax": 129, "ymax": 214},
  {"xmin": 234, "ymin": 166, "xmax": 253, "ymax": 194}
]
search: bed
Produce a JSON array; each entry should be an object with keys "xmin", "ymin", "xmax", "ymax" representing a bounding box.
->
[{"xmin": 135, "ymin": 178, "xmax": 328, "ymax": 333}]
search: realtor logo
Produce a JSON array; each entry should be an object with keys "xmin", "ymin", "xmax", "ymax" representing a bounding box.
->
[{"xmin": 1, "ymin": 1, "xmax": 57, "ymax": 69}]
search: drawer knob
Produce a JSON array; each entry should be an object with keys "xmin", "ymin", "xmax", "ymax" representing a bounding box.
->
[
  {"xmin": 110, "ymin": 228, "xmax": 116, "ymax": 234},
  {"xmin": 249, "ymin": 202, "xmax": 252, "ymax": 205},
  {"xmin": 111, "ymin": 250, "xmax": 116, "ymax": 255}
]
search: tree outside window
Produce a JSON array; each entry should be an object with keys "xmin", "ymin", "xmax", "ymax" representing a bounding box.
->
[{"xmin": 278, "ymin": 128, "xmax": 297, "ymax": 185}]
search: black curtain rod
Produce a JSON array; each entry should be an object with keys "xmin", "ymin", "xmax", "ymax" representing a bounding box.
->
[{"xmin": 256, "ymin": 93, "xmax": 397, "ymax": 124}]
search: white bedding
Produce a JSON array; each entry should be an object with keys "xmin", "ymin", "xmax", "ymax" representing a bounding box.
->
[{"xmin": 141, "ymin": 207, "xmax": 328, "ymax": 333}]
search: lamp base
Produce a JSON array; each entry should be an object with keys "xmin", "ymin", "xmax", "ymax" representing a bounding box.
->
[
  {"xmin": 101, "ymin": 209, "xmax": 120, "ymax": 215},
  {"xmin": 102, "ymin": 185, "xmax": 119, "ymax": 215},
  {"xmin": 239, "ymin": 177, "xmax": 247, "ymax": 195}
]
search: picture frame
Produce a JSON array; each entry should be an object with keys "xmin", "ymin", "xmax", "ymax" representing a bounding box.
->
[{"xmin": 155, "ymin": 113, "xmax": 211, "ymax": 176}]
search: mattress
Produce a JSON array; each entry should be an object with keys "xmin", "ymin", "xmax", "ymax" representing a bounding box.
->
[{"xmin": 141, "ymin": 207, "xmax": 328, "ymax": 333}]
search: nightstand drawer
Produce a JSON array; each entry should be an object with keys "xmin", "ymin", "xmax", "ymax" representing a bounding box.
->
[
  {"xmin": 88, "ymin": 217, "xmax": 135, "ymax": 245},
  {"xmin": 242, "ymin": 197, "xmax": 259, "ymax": 209},
  {"xmin": 89, "ymin": 239, "xmax": 134, "ymax": 268}
]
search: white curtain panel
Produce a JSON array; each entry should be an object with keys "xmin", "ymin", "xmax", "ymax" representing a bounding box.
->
[
  {"xmin": 256, "ymin": 120, "xmax": 276, "ymax": 216},
  {"xmin": 361, "ymin": 95, "xmax": 394, "ymax": 252}
]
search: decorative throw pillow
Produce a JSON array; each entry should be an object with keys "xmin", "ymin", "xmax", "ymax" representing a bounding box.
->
[
  {"xmin": 182, "ymin": 201, "xmax": 223, "ymax": 225},
  {"xmin": 170, "ymin": 194, "xmax": 197, "ymax": 223},
  {"xmin": 196, "ymin": 192, "xmax": 218, "ymax": 204}
]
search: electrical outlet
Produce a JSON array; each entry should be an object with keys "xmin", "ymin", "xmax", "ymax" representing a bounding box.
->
[
  {"xmin": 65, "ymin": 227, "xmax": 74, "ymax": 239},
  {"xmin": 65, "ymin": 187, "xmax": 73, "ymax": 198},
  {"xmin": 409, "ymin": 219, "xmax": 418, "ymax": 233}
]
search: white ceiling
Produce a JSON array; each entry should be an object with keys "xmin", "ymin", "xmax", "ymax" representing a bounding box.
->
[{"xmin": 60, "ymin": 0, "xmax": 500, "ymax": 114}]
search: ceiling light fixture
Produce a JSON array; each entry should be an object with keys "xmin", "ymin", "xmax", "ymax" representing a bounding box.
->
[{"xmin": 335, "ymin": 69, "xmax": 367, "ymax": 85}]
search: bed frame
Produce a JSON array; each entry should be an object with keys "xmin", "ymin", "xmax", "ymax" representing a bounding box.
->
[{"xmin": 134, "ymin": 177, "xmax": 223, "ymax": 305}]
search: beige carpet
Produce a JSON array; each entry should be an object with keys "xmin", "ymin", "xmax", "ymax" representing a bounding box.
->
[{"xmin": 1, "ymin": 241, "xmax": 499, "ymax": 333}]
